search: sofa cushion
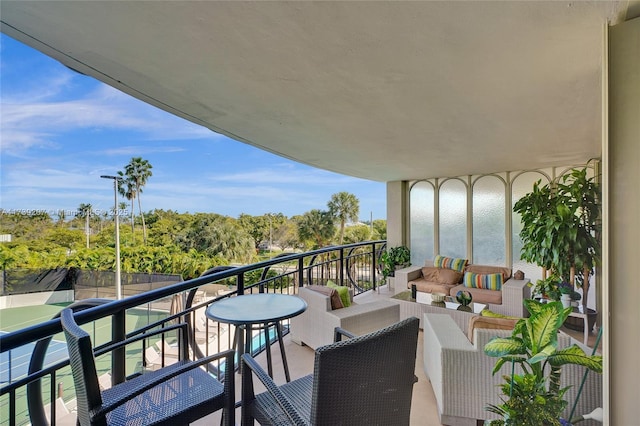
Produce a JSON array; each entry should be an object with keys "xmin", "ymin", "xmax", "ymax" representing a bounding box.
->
[
  {"xmin": 434, "ymin": 255, "xmax": 468, "ymax": 272},
  {"xmin": 463, "ymin": 272, "xmax": 504, "ymax": 290},
  {"xmin": 465, "ymin": 264, "xmax": 511, "ymax": 282},
  {"xmin": 326, "ymin": 280, "xmax": 351, "ymax": 307},
  {"xmin": 467, "ymin": 315, "xmax": 518, "ymax": 343},
  {"xmin": 306, "ymin": 285, "xmax": 343, "ymax": 310},
  {"xmin": 421, "ymin": 267, "xmax": 463, "ymax": 285}
]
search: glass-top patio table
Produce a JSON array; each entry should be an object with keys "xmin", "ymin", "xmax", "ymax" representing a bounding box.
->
[{"xmin": 206, "ymin": 293, "xmax": 307, "ymax": 382}]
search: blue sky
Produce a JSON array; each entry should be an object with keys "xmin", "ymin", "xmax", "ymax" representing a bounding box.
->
[{"xmin": 0, "ymin": 34, "xmax": 386, "ymax": 221}]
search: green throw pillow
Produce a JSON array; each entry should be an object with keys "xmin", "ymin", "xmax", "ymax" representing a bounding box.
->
[
  {"xmin": 480, "ymin": 309, "xmax": 519, "ymax": 320},
  {"xmin": 326, "ymin": 280, "xmax": 351, "ymax": 307}
]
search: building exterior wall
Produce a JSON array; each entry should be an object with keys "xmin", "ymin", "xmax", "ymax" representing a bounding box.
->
[
  {"xmin": 386, "ymin": 180, "xmax": 407, "ymax": 248},
  {"xmin": 608, "ymin": 16, "xmax": 639, "ymax": 425}
]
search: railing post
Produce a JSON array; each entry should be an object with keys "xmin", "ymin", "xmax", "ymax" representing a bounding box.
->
[
  {"xmin": 238, "ymin": 272, "xmax": 245, "ymax": 295},
  {"xmin": 339, "ymin": 247, "xmax": 345, "ymax": 286},
  {"xmin": 112, "ymin": 310, "xmax": 126, "ymax": 384},
  {"xmin": 372, "ymin": 242, "xmax": 378, "ymax": 291},
  {"xmin": 298, "ymin": 258, "xmax": 304, "ymax": 288}
]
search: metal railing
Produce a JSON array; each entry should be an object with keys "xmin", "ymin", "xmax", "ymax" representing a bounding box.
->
[{"xmin": 0, "ymin": 240, "xmax": 386, "ymax": 425}]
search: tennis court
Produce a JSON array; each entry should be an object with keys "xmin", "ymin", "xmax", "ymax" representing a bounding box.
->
[
  {"xmin": 0, "ymin": 303, "xmax": 172, "ymax": 425},
  {"xmin": 0, "ymin": 333, "xmax": 69, "ymax": 384}
]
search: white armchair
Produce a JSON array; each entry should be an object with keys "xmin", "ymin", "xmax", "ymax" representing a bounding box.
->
[
  {"xmin": 289, "ymin": 286, "xmax": 400, "ymax": 350},
  {"xmin": 423, "ymin": 313, "xmax": 602, "ymax": 426}
]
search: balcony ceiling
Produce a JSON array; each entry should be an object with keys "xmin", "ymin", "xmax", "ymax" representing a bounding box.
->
[{"xmin": 0, "ymin": 1, "xmax": 633, "ymax": 182}]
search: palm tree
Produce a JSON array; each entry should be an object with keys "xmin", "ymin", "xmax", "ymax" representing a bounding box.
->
[
  {"xmin": 297, "ymin": 209, "xmax": 335, "ymax": 249},
  {"xmin": 123, "ymin": 157, "xmax": 153, "ymax": 244},
  {"xmin": 117, "ymin": 170, "xmax": 136, "ymax": 234},
  {"xmin": 327, "ymin": 192, "xmax": 360, "ymax": 245}
]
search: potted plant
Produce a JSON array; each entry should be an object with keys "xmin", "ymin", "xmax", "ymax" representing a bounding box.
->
[
  {"xmin": 532, "ymin": 274, "xmax": 562, "ymax": 301},
  {"xmin": 558, "ymin": 284, "xmax": 573, "ymax": 308},
  {"xmin": 513, "ymin": 167, "xmax": 600, "ymax": 315},
  {"xmin": 380, "ymin": 245, "xmax": 411, "ymax": 280},
  {"xmin": 483, "ymin": 299, "xmax": 602, "ymax": 425}
]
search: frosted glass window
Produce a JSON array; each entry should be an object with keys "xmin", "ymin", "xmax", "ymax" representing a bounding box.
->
[
  {"xmin": 439, "ymin": 179, "xmax": 467, "ymax": 259},
  {"xmin": 472, "ymin": 176, "xmax": 506, "ymax": 265},
  {"xmin": 511, "ymin": 172, "xmax": 550, "ymax": 283},
  {"xmin": 410, "ymin": 181, "xmax": 434, "ymax": 266}
]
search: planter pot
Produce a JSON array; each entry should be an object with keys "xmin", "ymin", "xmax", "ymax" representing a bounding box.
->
[
  {"xmin": 564, "ymin": 308, "xmax": 597, "ymax": 333},
  {"xmin": 561, "ymin": 294, "xmax": 572, "ymax": 308}
]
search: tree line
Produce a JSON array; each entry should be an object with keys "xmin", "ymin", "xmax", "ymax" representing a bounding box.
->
[{"xmin": 0, "ymin": 191, "xmax": 386, "ymax": 280}]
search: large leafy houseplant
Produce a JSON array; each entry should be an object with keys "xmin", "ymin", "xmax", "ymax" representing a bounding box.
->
[
  {"xmin": 380, "ymin": 245, "xmax": 410, "ymax": 280},
  {"xmin": 513, "ymin": 167, "xmax": 600, "ymax": 311},
  {"xmin": 484, "ymin": 299, "xmax": 602, "ymax": 425}
]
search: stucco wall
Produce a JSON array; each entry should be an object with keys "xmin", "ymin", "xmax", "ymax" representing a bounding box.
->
[
  {"xmin": 607, "ymin": 16, "xmax": 639, "ymax": 425},
  {"xmin": 386, "ymin": 181, "xmax": 407, "ymax": 247}
]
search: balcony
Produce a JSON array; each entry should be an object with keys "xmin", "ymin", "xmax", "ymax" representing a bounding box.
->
[
  {"xmin": 1, "ymin": 240, "xmax": 602, "ymax": 425},
  {"xmin": 1, "ymin": 241, "xmax": 411, "ymax": 425}
]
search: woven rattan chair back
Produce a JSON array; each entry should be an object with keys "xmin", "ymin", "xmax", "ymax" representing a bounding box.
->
[
  {"xmin": 310, "ymin": 316, "xmax": 419, "ymax": 425},
  {"xmin": 61, "ymin": 308, "xmax": 106, "ymax": 426}
]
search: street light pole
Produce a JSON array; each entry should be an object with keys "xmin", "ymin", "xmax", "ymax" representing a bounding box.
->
[
  {"xmin": 268, "ymin": 213, "xmax": 272, "ymax": 256},
  {"xmin": 101, "ymin": 175, "xmax": 123, "ymax": 300}
]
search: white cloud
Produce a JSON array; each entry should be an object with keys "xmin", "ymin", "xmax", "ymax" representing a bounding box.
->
[
  {"xmin": 99, "ymin": 146, "xmax": 186, "ymax": 156},
  {"xmin": 1, "ymin": 162, "xmax": 385, "ymax": 218},
  {"xmin": 1, "ymin": 78, "xmax": 214, "ymax": 155},
  {"xmin": 208, "ymin": 165, "xmax": 359, "ymax": 187}
]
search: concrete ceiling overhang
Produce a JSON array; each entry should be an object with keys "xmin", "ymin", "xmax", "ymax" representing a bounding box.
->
[{"xmin": 0, "ymin": 1, "xmax": 631, "ymax": 182}]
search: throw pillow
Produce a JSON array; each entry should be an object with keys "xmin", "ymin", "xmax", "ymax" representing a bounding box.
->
[
  {"xmin": 463, "ymin": 272, "xmax": 503, "ymax": 290},
  {"xmin": 421, "ymin": 267, "xmax": 463, "ymax": 285},
  {"xmin": 466, "ymin": 264, "xmax": 511, "ymax": 282},
  {"xmin": 421, "ymin": 267, "xmax": 440, "ymax": 282},
  {"xmin": 326, "ymin": 280, "xmax": 352, "ymax": 307},
  {"xmin": 433, "ymin": 255, "xmax": 468, "ymax": 272},
  {"xmin": 467, "ymin": 315, "xmax": 519, "ymax": 343},
  {"xmin": 480, "ymin": 309, "xmax": 519, "ymax": 319},
  {"xmin": 437, "ymin": 268, "xmax": 464, "ymax": 285},
  {"xmin": 306, "ymin": 285, "xmax": 344, "ymax": 310}
]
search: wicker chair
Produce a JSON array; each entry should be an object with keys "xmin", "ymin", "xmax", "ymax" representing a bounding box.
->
[
  {"xmin": 241, "ymin": 316, "xmax": 420, "ymax": 426},
  {"xmin": 60, "ymin": 308, "xmax": 236, "ymax": 426},
  {"xmin": 423, "ymin": 313, "xmax": 602, "ymax": 425},
  {"xmin": 289, "ymin": 286, "xmax": 401, "ymax": 350}
]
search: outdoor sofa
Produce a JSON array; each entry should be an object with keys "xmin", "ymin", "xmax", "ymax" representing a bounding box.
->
[{"xmin": 396, "ymin": 256, "xmax": 531, "ymax": 317}]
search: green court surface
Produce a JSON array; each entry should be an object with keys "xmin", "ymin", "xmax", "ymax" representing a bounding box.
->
[{"xmin": 1, "ymin": 303, "xmax": 171, "ymax": 425}]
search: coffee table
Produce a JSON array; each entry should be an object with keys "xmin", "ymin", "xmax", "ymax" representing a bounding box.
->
[{"xmin": 391, "ymin": 291, "xmax": 486, "ymax": 331}]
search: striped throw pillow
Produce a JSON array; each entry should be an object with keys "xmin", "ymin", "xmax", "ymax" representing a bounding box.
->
[
  {"xmin": 463, "ymin": 272, "xmax": 503, "ymax": 291},
  {"xmin": 433, "ymin": 255, "xmax": 468, "ymax": 273}
]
